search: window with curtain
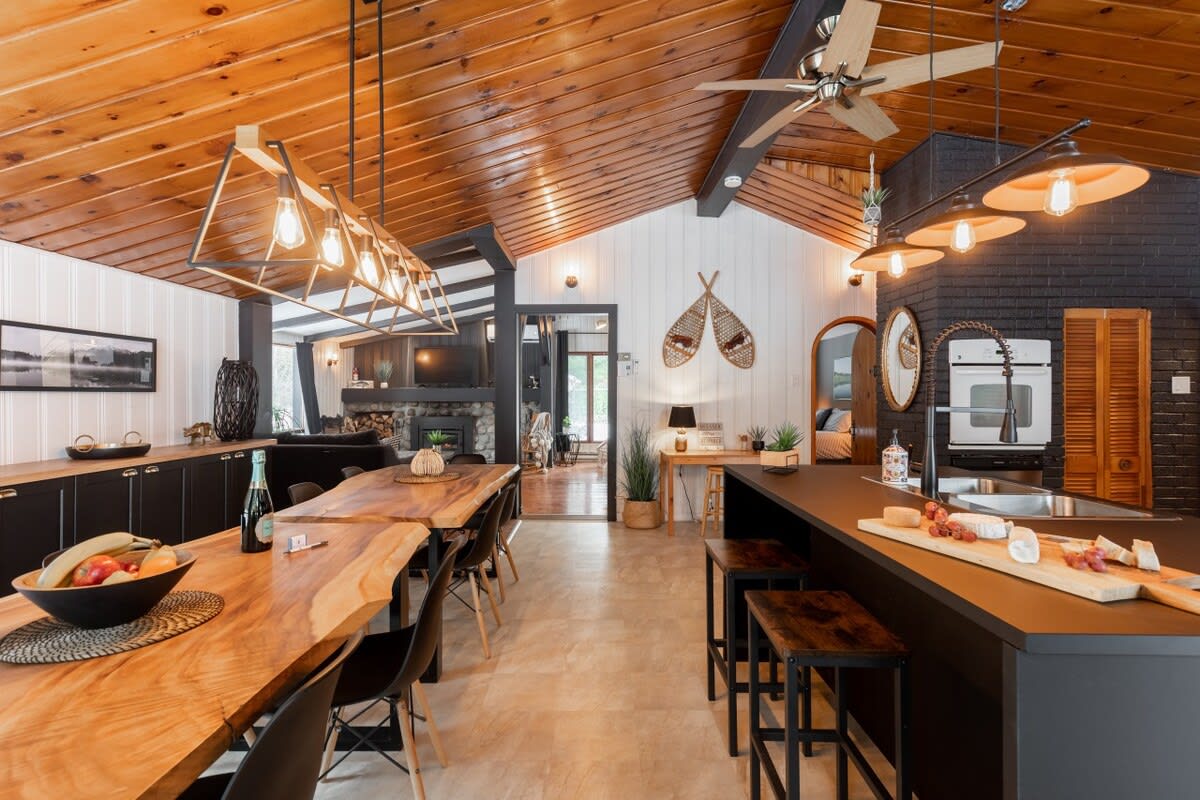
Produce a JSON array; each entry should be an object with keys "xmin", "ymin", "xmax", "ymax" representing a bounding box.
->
[
  {"xmin": 271, "ymin": 343, "xmax": 304, "ymax": 432},
  {"xmin": 566, "ymin": 352, "xmax": 608, "ymax": 442}
]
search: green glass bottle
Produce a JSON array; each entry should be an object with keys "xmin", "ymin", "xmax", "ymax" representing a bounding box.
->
[{"xmin": 240, "ymin": 449, "xmax": 274, "ymax": 553}]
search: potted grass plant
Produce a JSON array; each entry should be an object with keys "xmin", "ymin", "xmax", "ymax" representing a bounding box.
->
[
  {"xmin": 760, "ymin": 421, "xmax": 804, "ymax": 472},
  {"xmin": 747, "ymin": 424, "xmax": 768, "ymax": 452},
  {"xmin": 375, "ymin": 360, "xmax": 394, "ymax": 388},
  {"xmin": 620, "ymin": 420, "xmax": 661, "ymax": 529}
]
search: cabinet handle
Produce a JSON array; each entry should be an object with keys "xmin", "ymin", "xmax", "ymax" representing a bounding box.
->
[
  {"xmin": 144, "ymin": 466, "xmax": 160, "ymax": 474},
  {"xmin": 1119, "ymin": 458, "xmax": 1133, "ymax": 471},
  {"xmin": 0, "ymin": 488, "xmax": 16, "ymax": 500},
  {"xmin": 122, "ymin": 468, "xmax": 138, "ymax": 478},
  {"xmin": 220, "ymin": 454, "xmax": 232, "ymax": 461},
  {"xmin": 233, "ymin": 451, "xmax": 246, "ymax": 459}
]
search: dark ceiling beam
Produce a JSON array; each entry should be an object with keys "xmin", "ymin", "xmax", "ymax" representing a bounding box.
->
[
  {"xmin": 467, "ymin": 224, "xmax": 516, "ymax": 271},
  {"xmin": 304, "ymin": 295, "xmax": 496, "ymax": 343},
  {"xmin": 425, "ymin": 251, "xmax": 488, "ymax": 270},
  {"xmin": 694, "ymin": 0, "xmax": 830, "ymax": 218},
  {"xmin": 273, "ymin": 274, "xmax": 496, "ymax": 330}
]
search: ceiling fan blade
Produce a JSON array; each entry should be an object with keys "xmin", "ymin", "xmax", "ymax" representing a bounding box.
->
[
  {"xmin": 859, "ymin": 42, "xmax": 1003, "ymax": 97},
  {"xmin": 822, "ymin": 0, "xmax": 881, "ymax": 78},
  {"xmin": 825, "ymin": 96, "xmax": 899, "ymax": 142},
  {"xmin": 695, "ymin": 79, "xmax": 814, "ymax": 92},
  {"xmin": 739, "ymin": 96, "xmax": 822, "ymax": 148}
]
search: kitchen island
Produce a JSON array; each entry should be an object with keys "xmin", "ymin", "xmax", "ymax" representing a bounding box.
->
[{"xmin": 724, "ymin": 464, "xmax": 1200, "ymax": 800}]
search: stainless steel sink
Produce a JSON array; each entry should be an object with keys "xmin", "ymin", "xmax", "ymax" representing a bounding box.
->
[
  {"xmin": 865, "ymin": 475, "xmax": 1048, "ymax": 498},
  {"xmin": 947, "ymin": 492, "xmax": 1175, "ymax": 520}
]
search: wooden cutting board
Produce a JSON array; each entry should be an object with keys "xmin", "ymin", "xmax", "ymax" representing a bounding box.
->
[{"xmin": 857, "ymin": 517, "xmax": 1200, "ymax": 615}]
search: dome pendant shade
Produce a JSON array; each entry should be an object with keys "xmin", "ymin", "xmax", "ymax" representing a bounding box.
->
[
  {"xmin": 982, "ymin": 140, "xmax": 1149, "ymax": 213},
  {"xmin": 904, "ymin": 194, "xmax": 1026, "ymax": 251},
  {"xmin": 851, "ymin": 227, "xmax": 944, "ymax": 274}
]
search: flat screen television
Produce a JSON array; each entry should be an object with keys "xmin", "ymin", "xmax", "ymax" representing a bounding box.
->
[{"xmin": 413, "ymin": 346, "xmax": 479, "ymax": 387}]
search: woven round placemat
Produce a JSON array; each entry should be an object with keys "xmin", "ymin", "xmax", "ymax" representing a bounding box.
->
[
  {"xmin": 0, "ymin": 590, "xmax": 224, "ymax": 665},
  {"xmin": 394, "ymin": 470, "xmax": 461, "ymax": 485}
]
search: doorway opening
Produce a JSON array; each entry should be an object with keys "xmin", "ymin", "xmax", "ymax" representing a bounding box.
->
[
  {"xmin": 810, "ymin": 317, "xmax": 877, "ymax": 465},
  {"xmin": 515, "ymin": 305, "xmax": 617, "ymax": 519}
]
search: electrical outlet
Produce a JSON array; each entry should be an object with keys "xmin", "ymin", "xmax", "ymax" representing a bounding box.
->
[{"xmin": 1172, "ymin": 376, "xmax": 1190, "ymax": 395}]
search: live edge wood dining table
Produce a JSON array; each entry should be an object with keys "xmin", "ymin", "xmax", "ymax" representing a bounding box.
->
[{"xmin": 277, "ymin": 462, "xmax": 520, "ymax": 678}]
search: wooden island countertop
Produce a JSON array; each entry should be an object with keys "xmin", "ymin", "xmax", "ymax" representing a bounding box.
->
[
  {"xmin": 0, "ymin": 518, "xmax": 428, "ymax": 800},
  {"xmin": 0, "ymin": 439, "xmax": 275, "ymax": 487}
]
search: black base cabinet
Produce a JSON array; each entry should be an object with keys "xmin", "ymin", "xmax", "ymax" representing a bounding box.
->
[
  {"xmin": 188, "ymin": 448, "xmax": 256, "ymax": 540},
  {"xmin": 74, "ymin": 468, "xmax": 137, "ymax": 542},
  {"xmin": 139, "ymin": 461, "xmax": 187, "ymax": 545},
  {"xmin": 0, "ymin": 478, "xmax": 73, "ymax": 595}
]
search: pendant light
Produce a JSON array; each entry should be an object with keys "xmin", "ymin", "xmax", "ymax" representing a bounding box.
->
[
  {"xmin": 905, "ymin": 193, "xmax": 1026, "ymax": 253},
  {"xmin": 319, "ymin": 209, "xmax": 345, "ymax": 267},
  {"xmin": 850, "ymin": 227, "xmax": 944, "ymax": 277},
  {"xmin": 982, "ymin": 139, "xmax": 1149, "ymax": 216},
  {"xmin": 271, "ymin": 175, "xmax": 305, "ymax": 249}
]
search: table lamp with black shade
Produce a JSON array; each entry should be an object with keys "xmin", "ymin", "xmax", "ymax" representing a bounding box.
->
[{"xmin": 668, "ymin": 405, "xmax": 696, "ymax": 452}]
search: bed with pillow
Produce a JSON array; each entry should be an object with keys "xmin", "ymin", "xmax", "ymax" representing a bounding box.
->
[{"xmin": 814, "ymin": 407, "xmax": 854, "ymax": 463}]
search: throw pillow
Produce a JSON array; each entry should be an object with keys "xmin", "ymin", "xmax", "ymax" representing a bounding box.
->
[
  {"xmin": 814, "ymin": 408, "xmax": 833, "ymax": 431},
  {"xmin": 823, "ymin": 408, "xmax": 853, "ymax": 433}
]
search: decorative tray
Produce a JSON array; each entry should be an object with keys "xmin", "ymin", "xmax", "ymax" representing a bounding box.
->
[{"xmin": 66, "ymin": 431, "xmax": 152, "ymax": 460}]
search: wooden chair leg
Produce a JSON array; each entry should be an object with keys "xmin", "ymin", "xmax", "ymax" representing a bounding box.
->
[
  {"xmin": 491, "ymin": 543, "xmax": 507, "ymax": 603},
  {"xmin": 397, "ymin": 695, "xmax": 426, "ymax": 800},
  {"xmin": 478, "ymin": 567, "xmax": 503, "ymax": 626},
  {"xmin": 503, "ymin": 537, "xmax": 521, "ymax": 582},
  {"xmin": 468, "ymin": 572, "xmax": 492, "ymax": 659},
  {"xmin": 320, "ymin": 709, "xmax": 339, "ymax": 779},
  {"xmin": 412, "ymin": 681, "xmax": 449, "ymax": 768}
]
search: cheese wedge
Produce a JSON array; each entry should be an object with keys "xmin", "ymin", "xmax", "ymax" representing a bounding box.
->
[
  {"xmin": 883, "ymin": 506, "xmax": 922, "ymax": 528},
  {"xmin": 1007, "ymin": 526, "xmax": 1040, "ymax": 564},
  {"xmin": 1132, "ymin": 539, "xmax": 1160, "ymax": 572},
  {"xmin": 946, "ymin": 512, "xmax": 1008, "ymax": 540},
  {"xmin": 1094, "ymin": 534, "xmax": 1136, "ymax": 566}
]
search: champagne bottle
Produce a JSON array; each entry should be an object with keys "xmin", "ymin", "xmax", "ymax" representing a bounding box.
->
[{"xmin": 240, "ymin": 449, "xmax": 274, "ymax": 553}]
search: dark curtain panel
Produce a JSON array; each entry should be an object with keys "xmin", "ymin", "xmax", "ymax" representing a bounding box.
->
[
  {"xmin": 294, "ymin": 341, "xmax": 320, "ymax": 433},
  {"xmin": 555, "ymin": 330, "xmax": 569, "ymax": 433}
]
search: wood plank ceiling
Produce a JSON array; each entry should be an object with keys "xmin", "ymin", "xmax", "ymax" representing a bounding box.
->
[{"xmin": 0, "ymin": 1, "xmax": 1196, "ymax": 302}]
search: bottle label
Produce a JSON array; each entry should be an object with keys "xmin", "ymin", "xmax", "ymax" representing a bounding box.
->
[{"xmin": 256, "ymin": 513, "xmax": 274, "ymax": 544}]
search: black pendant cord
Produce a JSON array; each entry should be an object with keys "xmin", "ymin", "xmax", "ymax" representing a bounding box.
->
[
  {"xmin": 927, "ymin": 0, "xmax": 934, "ymax": 202},
  {"xmin": 377, "ymin": 0, "xmax": 385, "ymax": 225},
  {"xmin": 348, "ymin": 0, "xmax": 355, "ymax": 203},
  {"xmin": 994, "ymin": 0, "xmax": 1001, "ymax": 166}
]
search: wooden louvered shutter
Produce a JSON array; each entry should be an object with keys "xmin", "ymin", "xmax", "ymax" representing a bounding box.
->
[{"xmin": 1062, "ymin": 309, "xmax": 1152, "ymax": 507}]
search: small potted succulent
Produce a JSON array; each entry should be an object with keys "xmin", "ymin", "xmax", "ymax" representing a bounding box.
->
[
  {"xmin": 861, "ymin": 185, "xmax": 890, "ymax": 228},
  {"xmin": 620, "ymin": 420, "xmax": 661, "ymax": 529},
  {"xmin": 747, "ymin": 424, "xmax": 768, "ymax": 452},
  {"xmin": 411, "ymin": 429, "xmax": 448, "ymax": 477},
  {"xmin": 760, "ymin": 421, "xmax": 804, "ymax": 472},
  {"xmin": 375, "ymin": 360, "xmax": 394, "ymax": 389}
]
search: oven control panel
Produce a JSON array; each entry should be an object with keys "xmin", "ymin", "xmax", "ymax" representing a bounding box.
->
[{"xmin": 949, "ymin": 338, "xmax": 1050, "ymax": 365}]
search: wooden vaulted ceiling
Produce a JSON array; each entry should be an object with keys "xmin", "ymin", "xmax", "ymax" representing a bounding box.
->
[{"xmin": 0, "ymin": 1, "xmax": 1197, "ymax": 303}]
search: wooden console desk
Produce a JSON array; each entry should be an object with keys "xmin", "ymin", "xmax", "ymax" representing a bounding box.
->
[{"xmin": 658, "ymin": 449, "xmax": 760, "ymax": 536}]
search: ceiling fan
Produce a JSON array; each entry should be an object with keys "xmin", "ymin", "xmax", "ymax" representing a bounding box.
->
[{"xmin": 696, "ymin": 0, "xmax": 1002, "ymax": 147}]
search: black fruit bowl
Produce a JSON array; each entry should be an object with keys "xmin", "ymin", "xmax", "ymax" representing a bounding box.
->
[{"xmin": 12, "ymin": 549, "xmax": 196, "ymax": 629}]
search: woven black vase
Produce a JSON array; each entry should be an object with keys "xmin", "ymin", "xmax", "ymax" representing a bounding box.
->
[{"xmin": 213, "ymin": 358, "xmax": 258, "ymax": 441}]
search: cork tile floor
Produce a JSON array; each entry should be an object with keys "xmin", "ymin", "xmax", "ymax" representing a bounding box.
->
[{"xmin": 209, "ymin": 520, "xmax": 899, "ymax": 799}]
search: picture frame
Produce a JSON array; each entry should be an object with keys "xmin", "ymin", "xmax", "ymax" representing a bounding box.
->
[
  {"xmin": 0, "ymin": 320, "xmax": 156, "ymax": 392},
  {"xmin": 697, "ymin": 421, "xmax": 724, "ymax": 450}
]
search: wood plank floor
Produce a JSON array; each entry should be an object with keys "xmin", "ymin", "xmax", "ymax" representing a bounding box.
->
[
  {"xmin": 521, "ymin": 461, "xmax": 609, "ymax": 517},
  {"xmin": 206, "ymin": 520, "xmax": 897, "ymax": 798}
]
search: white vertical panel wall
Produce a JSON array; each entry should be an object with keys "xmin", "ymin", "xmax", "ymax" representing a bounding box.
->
[
  {"xmin": 514, "ymin": 198, "xmax": 876, "ymax": 518},
  {"xmin": 0, "ymin": 240, "xmax": 238, "ymax": 465},
  {"xmin": 309, "ymin": 343, "xmax": 353, "ymax": 421}
]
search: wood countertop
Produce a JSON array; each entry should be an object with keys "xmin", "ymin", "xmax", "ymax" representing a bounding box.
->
[
  {"xmin": 0, "ymin": 439, "xmax": 276, "ymax": 487},
  {"xmin": 0, "ymin": 518, "xmax": 428, "ymax": 799},
  {"xmin": 725, "ymin": 465, "xmax": 1200, "ymax": 655}
]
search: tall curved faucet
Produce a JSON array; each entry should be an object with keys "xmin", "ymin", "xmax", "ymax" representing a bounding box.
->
[{"xmin": 920, "ymin": 320, "xmax": 1019, "ymax": 497}]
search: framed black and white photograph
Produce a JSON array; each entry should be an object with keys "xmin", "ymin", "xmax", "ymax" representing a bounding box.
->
[{"xmin": 0, "ymin": 320, "xmax": 156, "ymax": 392}]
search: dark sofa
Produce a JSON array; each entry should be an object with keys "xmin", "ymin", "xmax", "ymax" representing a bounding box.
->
[{"xmin": 269, "ymin": 430, "xmax": 400, "ymax": 509}]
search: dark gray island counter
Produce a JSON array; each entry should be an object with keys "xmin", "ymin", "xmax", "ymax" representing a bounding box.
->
[{"xmin": 724, "ymin": 464, "xmax": 1200, "ymax": 800}]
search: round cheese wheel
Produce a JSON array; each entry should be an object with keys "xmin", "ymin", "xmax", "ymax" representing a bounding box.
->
[
  {"xmin": 946, "ymin": 512, "xmax": 1008, "ymax": 539},
  {"xmin": 883, "ymin": 506, "xmax": 922, "ymax": 528}
]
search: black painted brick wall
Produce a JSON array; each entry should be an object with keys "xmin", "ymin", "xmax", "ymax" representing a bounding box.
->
[{"xmin": 875, "ymin": 134, "xmax": 1200, "ymax": 514}]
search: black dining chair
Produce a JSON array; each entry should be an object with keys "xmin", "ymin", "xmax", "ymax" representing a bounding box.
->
[
  {"xmin": 287, "ymin": 481, "xmax": 325, "ymax": 506},
  {"xmin": 178, "ymin": 629, "xmax": 364, "ymax": 800},
  {"xmin": 448, "ymin": 485, "xmax": 509, "ymax": 659},
  {"xmin": 340, "ymin": 465, "xmax": 365, "ymax": 480},
  {"xmin": 495, "ymin": 476, "xmax": 521, "ymax": 586},
  {"xmin": 321, "ymin": 539, "xmax": 463, "ymax": 800},
  {"xmin": 449, "ymin": 452, "xmax": 487, "ymax": 465}
]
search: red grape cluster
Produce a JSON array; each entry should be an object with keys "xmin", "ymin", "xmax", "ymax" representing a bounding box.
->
[
  {"xmin": 1064, "ymin": 546, "xmax": 1108, "ymax": 572},
  {"xmin": 924, "ymin": 502, "xmax": 977, "ymax": 542}
]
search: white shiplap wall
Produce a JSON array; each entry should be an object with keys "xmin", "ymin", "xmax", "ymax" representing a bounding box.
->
[
  {"xmin": 0, "ymin": 240, "xmax": 238, "ymax": 465},
  {"xmin": 310, "ymin": 342, "xmax": 353, "ymax": 422},
  {"xmin": 514, "ymin": 198, "xmax": 876, "ymax": 518}
]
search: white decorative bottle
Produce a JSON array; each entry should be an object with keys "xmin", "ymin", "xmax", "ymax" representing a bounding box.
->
[{"xmin": 882, "ymin": 429, "xmax": 908, "ymax": 485}]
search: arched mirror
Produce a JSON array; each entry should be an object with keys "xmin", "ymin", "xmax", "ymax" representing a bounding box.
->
[{"xmin": 810, "ymin": 317, "xmax": 877, "ymax": 465}]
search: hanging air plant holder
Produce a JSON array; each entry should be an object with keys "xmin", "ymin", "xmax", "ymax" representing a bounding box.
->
[{"xmin": 861, "ymin": 152, "xmax": 889, "ymax": 231}]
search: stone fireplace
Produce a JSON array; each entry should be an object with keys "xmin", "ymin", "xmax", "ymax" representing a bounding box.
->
[{"xmin": 345, "ymin": 400, "xmax": 496, "ymax": 462}]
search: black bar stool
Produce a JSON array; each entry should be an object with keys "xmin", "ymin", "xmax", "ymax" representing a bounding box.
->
[
  {"xmin": 746, "ymin": 590, "xmax": 911, "ymax": 800},
  {"xmin": 705, "ymin": 538, "xmax": 809, "ymax": 756}
]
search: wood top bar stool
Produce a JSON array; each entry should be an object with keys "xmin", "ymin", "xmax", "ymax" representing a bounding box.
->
[
  {"xmin": 746, "ymin": 590, "xmax": 911, "ymax": 800},
  {"xmin": 701, "ymin": 466, "xmax": 724, "ymax": 538},
  {"xmin": 705, "ymin": 538, "xmax": 809, "ymax": 756}
]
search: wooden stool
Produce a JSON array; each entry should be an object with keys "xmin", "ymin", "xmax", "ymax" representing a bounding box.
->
[
  {"xmin": 746, "ymin": 590, "xmax": 911, "ymax": 800},
  {"xmin": 705, "ymin": 539, "xmax": 809, "ymax": 757},
  {"xmin": 700, "ymin": 465, "xmax": 724, "ymax": 537}
]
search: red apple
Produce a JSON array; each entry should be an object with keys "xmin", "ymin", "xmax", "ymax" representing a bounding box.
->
[{"xmin": 72, "ymin": 555, "xmax": 123, "ymax": 587}]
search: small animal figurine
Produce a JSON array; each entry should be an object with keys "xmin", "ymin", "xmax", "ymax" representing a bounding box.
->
[{"xmin": 183, "ymin": 421, "xmax": 214, "ymax": 446}]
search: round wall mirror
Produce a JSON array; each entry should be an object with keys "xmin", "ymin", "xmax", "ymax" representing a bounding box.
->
[{"xmin": 880, "ymin": 306, "xmax": 921, "ymax": 412}]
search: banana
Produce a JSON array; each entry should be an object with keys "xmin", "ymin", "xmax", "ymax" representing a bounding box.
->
[{"xmin": 36, "ymin": 532, "xmax": 161, "ymax": 588}]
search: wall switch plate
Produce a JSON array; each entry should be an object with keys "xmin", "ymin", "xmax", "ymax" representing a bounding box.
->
[{"xmin": 1172, "ymin": 376, "xmax": 1190, "ymax": 395}]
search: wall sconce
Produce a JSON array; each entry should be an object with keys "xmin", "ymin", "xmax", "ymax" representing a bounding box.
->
[
  {"xmin": 327, "ymin": 352, "xmax": 340, "ymax": 367},
  {"xmin": 847, "ymin": 271, "xmax": 864, "ymax": 287},
  {"xmin": 564, "ymin": 274, "xmax": 579, "ymax": 289}
]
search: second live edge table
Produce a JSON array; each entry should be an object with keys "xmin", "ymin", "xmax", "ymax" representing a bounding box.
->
[
  {"xmin": 658, "ymin": 449, "xmax": 761, "ymax": 536},
  {"xmin": 277, "ymin": 462, "xmax": 519, "ymax": 679}
]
